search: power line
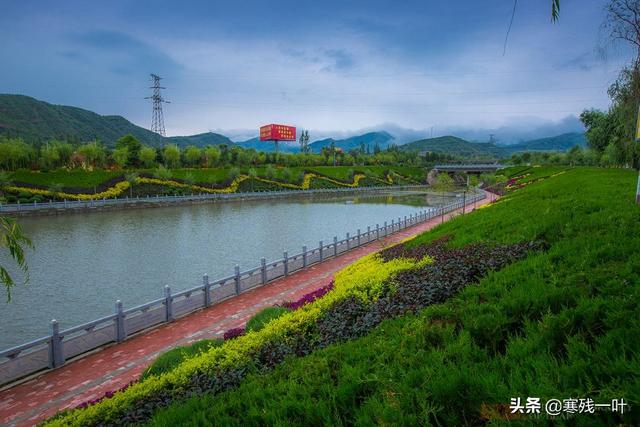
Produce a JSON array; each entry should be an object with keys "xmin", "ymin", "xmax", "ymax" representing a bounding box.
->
[{"xmin": 144, "ymin": 74, "xmax": 170, "ymax": 136}]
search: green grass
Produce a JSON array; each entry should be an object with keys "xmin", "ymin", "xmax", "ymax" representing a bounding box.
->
[
  {"xmin": 245, "ymin": 307, "xmax": 291, "ymax": 333},
  {"xmin": 140, "ymin": 340, "xmax": 223, "ymax": 381},
  {"xmin": 146, "ymin": 167, "xmax": 640, "ymax": 425},
  {"xmin": 9, "ymin": 169, "xmax": 122, "ymax": 188}
]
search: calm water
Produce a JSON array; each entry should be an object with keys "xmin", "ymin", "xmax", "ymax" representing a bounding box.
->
[{"xmin": 0, "ymin": 190, "xmax": 458, "ymax": 349}]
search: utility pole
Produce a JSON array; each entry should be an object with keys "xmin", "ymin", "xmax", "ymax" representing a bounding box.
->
[{"xmin": 145, "ymin": 74, "xmax": 169, "ymax": 136}]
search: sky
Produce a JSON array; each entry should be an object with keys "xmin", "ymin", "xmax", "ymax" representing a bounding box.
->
[{"xmin": 0, "ymin": 0, "xmax": 634, "ymax": 142}]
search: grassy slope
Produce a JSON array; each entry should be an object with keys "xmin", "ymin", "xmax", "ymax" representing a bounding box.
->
[
  {"xmin": 0, "ymin": 94, "xmax": 166, "ymax": 147},
  {"xmin": 147, "ymin": 167, "xmax": 640, "ymax": 425},
  {"xmin": 10, "ymin": 166, "xmax": 425, "ymax": 188}
]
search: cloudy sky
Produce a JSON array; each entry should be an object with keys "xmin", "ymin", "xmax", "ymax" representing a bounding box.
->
[{"xmin": 0, "ymin": 0, "xmax": 633, "ymax": 141}]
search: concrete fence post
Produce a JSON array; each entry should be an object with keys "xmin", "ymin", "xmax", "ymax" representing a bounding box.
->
[
  {"xmin": 319, "ymin": 240, "xmax": 324, "ymax": 262},
  {"xmin": 357, "ymin": 229, "xmax": 361, "ymax": 246},
  {"xmin": 376, "ymin": 224, "xmax": 380, "ymax": 239},
  {"xmin": 49, "ymin": 319, "xmax": 65, "ymax": 368},
  {"xmin": 283, "ymin": 251, "xmax": 289, "ymax": 276},
  {"xmin": 384, "ymin": 221, "xmax": 387, "ymax": 236},
  {"xmin": 164, "ymin": 286, "xmax": 173, "ymax": 322},
  {"xmin": 398, "ymin": 217, "xmax": 401, "ymax": 230},
  {"xmin": 346, "ymin": 232, "xmax": 350, "ymax": 250},
  {"xmin": 404, "ymin": 215, "xmax": 407, "ymax": 228},
  {"xmin": 203, "ymin": 274, "xmax": 211, "ymax": 307},
  {"xmin": 302, "ymin": 245, "xmax": 308, "ymax": 267},
  {"xmin": 261, "ymin": 257, "xmax": 267, "ymax": 284},
  {"xmin": 115, "ymin": 300, "xmax": 126, "ymax": 342},
  {"xmin": 333, "ymin": 236, "xmax": 338, "ymax": 257},
  {"xmin": 234, "ymin": 265, "xmax": 241, "ymax": 294},
  {"xmin": 391, "ymin": 219, "xmax": 394, "ymax": 233}
]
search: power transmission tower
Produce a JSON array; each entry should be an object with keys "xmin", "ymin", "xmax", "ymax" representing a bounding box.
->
[{"xmin": 145, "ymin": 74, "xmax": 169, "ymax": 136}]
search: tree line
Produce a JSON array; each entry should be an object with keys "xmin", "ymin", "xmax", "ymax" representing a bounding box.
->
[{"xmin": 0, "ymin": 134, "xmax": 446, "ymax": 171}]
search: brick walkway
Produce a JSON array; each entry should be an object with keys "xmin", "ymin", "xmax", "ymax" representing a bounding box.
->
[{"xmin": 0, "ymin": 196, "xmax": 494, "ymax": 426}]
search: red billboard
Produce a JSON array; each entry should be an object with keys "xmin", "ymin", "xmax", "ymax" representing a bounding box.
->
[{"xmin": 259, "ymin": 124, "xmax": 296, "ymax": 141}]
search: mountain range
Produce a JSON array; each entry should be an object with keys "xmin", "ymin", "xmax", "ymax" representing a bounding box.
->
[
  {"xmin": 0, "ymin": 94, "xmax": 586, "ymax": 157},
  {"xmin": 399, "ymin": 133, "xmax": 586, "ymax": 158}
]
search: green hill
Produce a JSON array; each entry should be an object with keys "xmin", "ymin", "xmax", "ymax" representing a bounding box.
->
[
  {"xmin": 310, "ymin": 131, "xmax": 396, "ymax": 153},
  {"xmin": 168, "ymin": 132, "xmax": 233, "ymax": 148},
  {"xmin": 399, "ymin": 135, "xmax": 506, "ymax": 158},
  {"xmin": 0, "ymin": 94, "xmax": 168, "ymax": 147},
  {"xmin": 0, "ymin": 94, "xmax": 232, "ymax": 148},
  {"xmin": 504, "ymin": 132, "xmax": 587, "ymax": 153}
]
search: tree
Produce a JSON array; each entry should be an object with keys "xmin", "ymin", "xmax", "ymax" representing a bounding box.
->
[
  {"xmin": 116, "ymin": 134, "xmax": 142, "ymax": 167},
  {"xmin": 139, "ymin": 146, "xmax": 157, "ymax": 168},
  {"xmin": 125, "ymin": 172, "xmax": 139, "ymax": 197},
  {"xmin": 112, "ymin": 148, "xmax": 129, "ymax": 169},
  {"xmin": 0, "ymin": 216, "xmax": 33, "ymax": 301},
  {"xmin": 163, "ymin": 144, "xmax": 181, "ymax": 168},
  {"xmin": 76, "ymin": 142, "xmax": 106, "ymax": 169},
  {"xmin": 39, "ymin": 143, "xmax": 61, "ymax": 169},
  {"xmin": 52, "ymin": 141, "xmax": 74, "ymax": 167},
  {"xmin": 153, "ymin": 165, "xmax": 172, "ymax": 180},
  {"xmin": 204, "ymin": 146, "xmax": 221, "ymax": 167},
  {"xmin": 603, "ymin": 0, "xmax": 640, "ymax": 56},
  {"xmin": 184, "ymin": 146, "xmax": 203, "ymax": 167},
  {"xmin": 0, "ymin": 138, "xmax": 35, "ymax": 170},
  {"xmin": 580, "ymin": 109, "xmax": 613, "ymax": 153}
]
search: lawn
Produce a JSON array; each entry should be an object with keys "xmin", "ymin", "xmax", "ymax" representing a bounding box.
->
[{"xmin": 9, "ymin": 169, "xmax": 122, "ymax": 188}]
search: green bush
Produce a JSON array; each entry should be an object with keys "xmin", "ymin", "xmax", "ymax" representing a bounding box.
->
[
  {"xmin": 245, "ymin": 307, "xmax": 290, "ymax": 333},
  {"xmin": 140, "ymin": 339, "xmax": 222, "ymax": 380}
]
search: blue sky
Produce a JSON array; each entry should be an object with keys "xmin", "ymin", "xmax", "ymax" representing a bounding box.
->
[{"xmin": 0, "ymin": 0, "xmax": 633, "ymax": 141}]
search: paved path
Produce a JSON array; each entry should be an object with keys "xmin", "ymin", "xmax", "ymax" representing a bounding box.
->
[{"xmin": 0, "ymin": 196, "xmax": 494, "ymax": 426}]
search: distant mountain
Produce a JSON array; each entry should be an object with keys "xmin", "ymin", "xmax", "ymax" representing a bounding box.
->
[
  {"xmin": 399, "ymin": 135, "xmax": 506, "ymax": 158},
  {"xmin": 309, "ymin": 131, "xmax": 395, "ymax": 153},
  {"xmin": 168, "ymin": 132, "xmax": 233, "ymax": 148},
  {"xmin": 0, "ymin": 94, "xmax": 168, "ymax": 147},
  {"xmin": 503, "ymin": 132, "xmax": 586, "ymax": 153},
  {"xmin": 235, "ymin": 137, "xmax": 299, "ymax": 153}
]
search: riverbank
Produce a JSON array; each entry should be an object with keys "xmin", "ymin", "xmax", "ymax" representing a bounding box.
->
[
  {"xmin": 0, "ymin": 185, "xmax": 459, "ymax": 217},
  {"xmin": 0, "ymin": 193, "xmax": 494, "ymax": 427}
]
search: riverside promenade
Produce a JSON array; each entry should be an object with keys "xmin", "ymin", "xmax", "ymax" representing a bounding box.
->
[{"xmin": 0, "ymin": 195, "xmax": 495, "ymax": 426}]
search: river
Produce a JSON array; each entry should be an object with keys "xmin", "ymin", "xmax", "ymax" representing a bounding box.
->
[{"xmin": 0, "ymin": 189, "xmax": 459, "ymax": 349}]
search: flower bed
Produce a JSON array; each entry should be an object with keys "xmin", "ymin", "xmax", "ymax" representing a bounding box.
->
[
  {"xmin": 3, "ymin": 171, "xmax": 386, "ymax": 202},
  {"xmin": 46, "ymin": 232, "xmax": 543, "ymax": 426}
]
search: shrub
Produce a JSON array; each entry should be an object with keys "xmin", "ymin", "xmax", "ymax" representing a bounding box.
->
[
  {"xmin": 282, "ymin": 282, "xmax": 334, "ymax": 310},
  {"xmin": 153, "ymin": 165, "xmax": 172, "ymax": 180},
  {"xmin": 227, "ymin": 167, "xmax": 240, "ymax": 182},
  {"xmin": 246, "ymin": 307, "xmax": 290, "ymax": 333},
  {"xmin": 223, "ymin": 327, "xmax": 245, "ymax": 340}
]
